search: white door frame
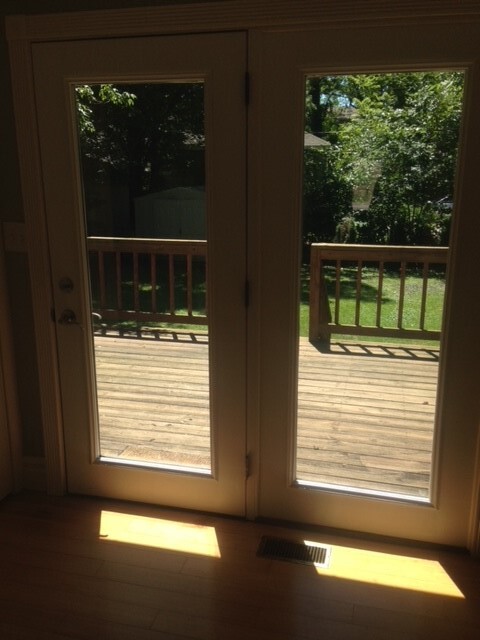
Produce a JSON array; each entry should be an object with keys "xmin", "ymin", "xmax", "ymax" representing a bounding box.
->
[
  {"xmin": 31, "ymin": 32, "xmax": 247, "ymax": 514},
  {"xmin": 6, "ymin": 0, "xmax": 480, "ymax": 552},
  {"xmin": 249, "ymin": 22, "xmax": 480, "ymax": 547}
]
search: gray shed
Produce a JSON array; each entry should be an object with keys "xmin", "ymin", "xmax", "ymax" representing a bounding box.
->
[{"xmin": 135, "ymin": 186, "xmax": 205, "ymax": 239}]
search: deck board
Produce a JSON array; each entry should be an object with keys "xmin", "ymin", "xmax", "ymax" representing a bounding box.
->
[{"xmin": 94, "ymin": 333, "xmax": 438, "ymax": 497}]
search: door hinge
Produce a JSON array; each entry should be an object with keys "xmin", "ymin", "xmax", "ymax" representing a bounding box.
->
[
  {"xmin": 245, "ymin": 453, "xmax": 252, "ymax": 478},
  {"xmin": 245, "ymin": 71, "xmax": 250, "ymax": 106},
  {"xmin": 244, "ymin": 280, "xmax": 250, "ymax": 308}
]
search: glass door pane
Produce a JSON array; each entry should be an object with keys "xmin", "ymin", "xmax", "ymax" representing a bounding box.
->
[
  {"xmin": 75, "ymin": 82, "xmax": 212, "ymax": 473},
  {"xmin": 31, "ymin": 31, "xmax": 246, "ymax": 513},
  {"xmin": 297, "ymin": 71, "xmax": 465, "ymax": 499}
]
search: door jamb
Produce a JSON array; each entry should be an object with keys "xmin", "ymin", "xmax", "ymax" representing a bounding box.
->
[{"xmin": 7, "ymin": 34, "xmax": 66, "ymax": 495}]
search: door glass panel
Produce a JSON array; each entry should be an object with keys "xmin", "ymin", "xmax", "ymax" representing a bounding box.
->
[
  {"xmin": 75, "ymin": 82, "xmax": 211, "ymax": 473},
  {"xmin": 298, "ymin": 71, "xmax": 465, "ymax": 499}
]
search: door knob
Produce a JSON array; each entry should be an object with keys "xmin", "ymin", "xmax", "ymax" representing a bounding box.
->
[{"xmin": 58, "ymin": 309, "xmax": 78, "ymax": 325}]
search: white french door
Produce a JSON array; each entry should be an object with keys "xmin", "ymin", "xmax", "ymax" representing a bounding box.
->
[
  {"xmin": 250, "ymin": 22, "xmax": 480, "ymax": 546},
  {"xmin": 32, "ymin": 33, "xmax": 247, "ymax": 514},
  {"xmin": 26, "ymin": 20, "xmax": 480, "ymax": 546}
]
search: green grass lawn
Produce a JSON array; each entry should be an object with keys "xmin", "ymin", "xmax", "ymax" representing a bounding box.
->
[
  {"xmin": 299, "ymin": 266, "xmax": 445, "ymax": 343},
  {"xmin": 92, "ymin": 262, "xmax": 446, "ymax": 346}
]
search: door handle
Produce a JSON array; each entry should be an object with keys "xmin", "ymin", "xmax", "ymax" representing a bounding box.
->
[{"xmin": 58, "ymin": 309, "xmax": 78, "ymax": 325}]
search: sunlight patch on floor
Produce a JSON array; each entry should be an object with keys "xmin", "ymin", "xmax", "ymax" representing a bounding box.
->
[
  {"xmin": 314, "ymin": 543, "xmax": 464, "ymax": 598},
  {"xmin": 99, "ymin": 510, "xmax": 221, "ymax": 557}
]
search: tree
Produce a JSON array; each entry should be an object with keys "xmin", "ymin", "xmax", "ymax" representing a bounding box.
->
[
  {"xmin": 303, "ymin": 78, "xmax": 352, "ymax": 248},
  {"xmin": 75, "ymin": 83, "xmax": 205, "ymax": 236},
  {"xmin": 303, "ymin": 71, "xmax": 464, "ymax": 248}
]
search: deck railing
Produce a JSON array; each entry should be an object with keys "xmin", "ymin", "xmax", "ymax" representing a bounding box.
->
[
  {"xmin": 88, "ymin": 238, "xmax": 448, "ymax": 341},
  {"xmin": 87, "ymin": 237, "xmax": 208, "ymax": 326},
  {"xmin": 309, "ymin": 243, "xmax": 449, "ymax": 346}
]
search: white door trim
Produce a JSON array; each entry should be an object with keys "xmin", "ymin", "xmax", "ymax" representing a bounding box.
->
[
  {"xmin": 7, "ymin": 38, "xmax": 66, "ymax": 495},
  {"xmin": 249, "ymin": 22, "xmax": 480, "ymax": 547},
  {"xmin": 31, "ymin": 32, "xmax": 247, "ymax": 514},
  {"xmin": 6, "ymin": 1, "xmax": 480, "ymax": 42}
]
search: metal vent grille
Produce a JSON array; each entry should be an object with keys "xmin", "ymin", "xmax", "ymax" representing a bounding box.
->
[{"xmin": 257, "ymin": 535, "xmax": 331, "ymax": 568}]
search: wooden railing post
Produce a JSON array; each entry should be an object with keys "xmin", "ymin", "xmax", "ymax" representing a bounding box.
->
[
  {"xmin": 309, "ymin": 243, "xmax": 447, "ymax": 345},
  {"xmin": 318, "ymin": 263, "xmax": 332, "ymax": 347},
  {"xmin": 309, "ymin": 245, "xmax": 320, "ymax": 342},
  {"xmin": 86, "ymin": 237, "xmax": 208, "ymax": 327},
  {"xmin": 309, "ymin": 244, "xmax": 331, "ymax": 348}
]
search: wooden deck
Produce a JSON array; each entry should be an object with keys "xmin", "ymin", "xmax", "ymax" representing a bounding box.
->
[{"xmin": 94, "ymin": 333, "xmax": 439, "ymax": 499}]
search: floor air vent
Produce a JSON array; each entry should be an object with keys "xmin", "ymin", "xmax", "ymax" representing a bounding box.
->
[{"xmin": 257, "ymin": 535, "xmax": 331, "ymax": 568}]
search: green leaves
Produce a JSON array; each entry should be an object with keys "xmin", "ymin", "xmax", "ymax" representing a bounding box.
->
[
  {"xmin": 304, "ymin": 71, "xmax": 464, "ymax": 247},
  {"xmin": 74, "ymin": 83, "xmax": 205, "ymax": 236}
]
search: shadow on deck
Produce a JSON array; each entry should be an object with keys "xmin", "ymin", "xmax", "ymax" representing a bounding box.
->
[{"xmin": 93, "ymin": 330, "xmax": 439, "ymax": 500}]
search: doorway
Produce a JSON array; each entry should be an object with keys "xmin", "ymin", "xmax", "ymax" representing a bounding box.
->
[
  {"xmin": 10, "ymin": 15, "xmax": 480, "ymax": 547},
  {"xmin": 251, "ymin": 23, "xmax": 480, "ymax": 545},
  {"xmin": 31, "ymin": 33, "xmax": 247, "ymax": 515},
  {"xmin": 296, "ymin": 70, "xmax": 463, "ymax": 500}
]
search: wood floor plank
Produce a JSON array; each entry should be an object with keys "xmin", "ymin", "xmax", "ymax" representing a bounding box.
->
[{"xmin": 1, "ymin": 494, "xmax": 479, "ymax": 640}]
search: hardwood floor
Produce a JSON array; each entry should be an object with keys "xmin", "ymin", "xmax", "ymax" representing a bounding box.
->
[
  {"xmin": 94, "ymin": 332, "xmax": 438, "ymax": 497},
  {"xmin": 0, "ymin": 492, "xmax": 479, "ymax": 640}
]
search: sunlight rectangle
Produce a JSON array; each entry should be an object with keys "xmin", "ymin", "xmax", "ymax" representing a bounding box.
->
[
  {"xmin": 99, "ymin": 510, "xmax": 221, "ymax": 557},
  {"xmin": 314, "ymin": 543, "xmax": 464, "ymax": 598}
]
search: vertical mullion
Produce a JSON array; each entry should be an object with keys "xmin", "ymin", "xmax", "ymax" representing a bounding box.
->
[{"xmin": 376, "ymin": 261, "xmax": 384, "ymax": 327}]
